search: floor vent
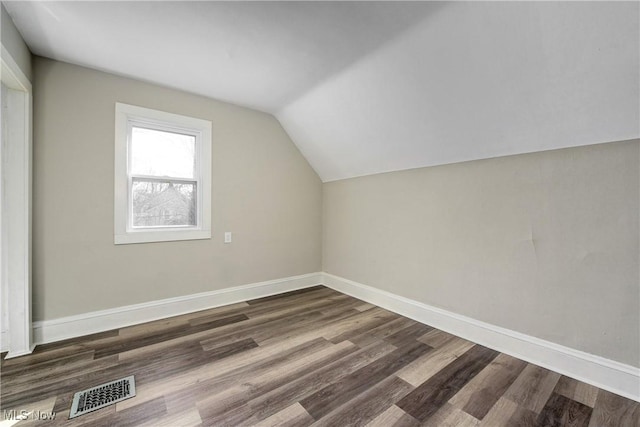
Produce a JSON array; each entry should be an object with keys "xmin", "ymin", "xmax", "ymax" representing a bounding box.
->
[{"xmin": 69, "ymin": 375, "xmax": 136, "ymax": 418}]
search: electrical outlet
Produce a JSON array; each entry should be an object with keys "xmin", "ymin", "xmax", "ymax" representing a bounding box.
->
[{"xmin": 224, "ymin": 232, "xmax": 232, "ymax": 243}]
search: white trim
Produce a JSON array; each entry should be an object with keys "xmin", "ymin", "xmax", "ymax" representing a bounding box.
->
[
  {"xmin": 114, "ymin": 229, "xmax": 211, "ymax": 245},
  {"xmin": 33, "ymin": 272, "xmax": 323, "ymax": 345},
  {"xmin": 114, "ymin": 102, "xmax": 212, "ymax": 245},
  {"xmin": 321, "ymin": 272, "xmax": 640, "ymax": 403},
  {"xmin": 26, "ymin": 270, "xmax": 640, "ymax": 401},
  {"xmin": 0, "ymin": 45, "xmax": 33, "ymax": 358},
  {"xmin": 0, "ymin": 46, "xmax": 32, "ymax": 93}
]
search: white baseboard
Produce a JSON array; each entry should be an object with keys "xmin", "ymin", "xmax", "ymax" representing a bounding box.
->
[
  {"xmin": 26, "ymin": 270, "xmax": 640, "ymax": 402},
  {"xmin": 321, "ymin": 272, "xmax": 640, "ymax": 403},
  {"xmin": 2, "ymin": 329, "xmax": 36, "ymax": 359},
  {"xmin": 33, "ymin": 272, "xmax": 323, "ymax": 345}
]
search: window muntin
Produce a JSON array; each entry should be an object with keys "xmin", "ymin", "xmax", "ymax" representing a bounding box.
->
[{"xmin": 115, "ymin": 103, "xmax": 211, "ymax": 244}]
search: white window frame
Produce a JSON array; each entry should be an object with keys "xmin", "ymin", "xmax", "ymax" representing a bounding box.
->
[{"xmin": 114, "ymin": 103, "xmax": 211, "ymax": 244}]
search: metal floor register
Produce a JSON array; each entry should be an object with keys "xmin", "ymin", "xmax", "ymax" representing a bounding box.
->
[{"xmin": 69, "ymin": 375, "xmax": 136, "ymax": 418}]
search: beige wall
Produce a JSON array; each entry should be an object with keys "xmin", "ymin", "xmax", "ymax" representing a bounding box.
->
[
  {"xmin": 32, "ymin": 55, "xmax": 639, "ymax": 368},
  {"xmin": 1, "ymin": 4, "xmax": 31, "ymax": 81},
  {"xmin": 33, "ymin": 57, "xmax": 322, "ymax": 321},
  {"xmin": 323, "ymin": 140, "xmax": 640, "ymax": 367}
]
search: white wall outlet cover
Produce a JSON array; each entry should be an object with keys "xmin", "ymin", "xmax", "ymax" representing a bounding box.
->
[{"xmin": 224, "ymin": 232, "xmax": 232, "ymax": 243}]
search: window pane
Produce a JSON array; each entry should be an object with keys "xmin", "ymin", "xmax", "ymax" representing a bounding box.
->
[
  {"xmin": 131, "ymin": 126, "xmax": 195, "ymax": 178},
  {"xmin": 132, "ymin": 179, "xmax": 196, "ymax": 227}
]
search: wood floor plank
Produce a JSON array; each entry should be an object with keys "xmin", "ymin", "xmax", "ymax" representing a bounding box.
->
[
  {"xmin": 448, "ymin": 352, "xmax": 527, "ymax": 420},
  {"xmin": 2, "ymin": 287, "xmax": 637, "ymax": 427},
  {"xmin": 365, "ymin": 405, "xmax": 420, "ymax": 427},
  {"xmin": 4, "ymin": 354, "xmax": 120, "ymax": 395},
  {"xmin": 203, "ymin": 339, "xmax": 393, "ymax": 426},
  {"xmin": 202, "ymin": 336, "xmax": 259, "ymax": 358},
  {"xmin": 424, "ymin": 402, "xmax": 480, "ymax": 427},
  {"xmin": 241, "ymin": 340, "xmax": 397, "ymax": 424},
  {"xmin": 349, "ymin": 317, "xmax": 417, "ymax": 348},
  {"xmin": 395, "ymin": 335, "xmax": 475, "ymax": 387},
  {"xmin": 354, "ymin": 302, "xmax": 376, "ymax": 312},
  {"xmin": 502, "ymin": 363, "xmax": 561, "ymax": 414},
  {"xmin": 115, "ymin": 337, "xmax": 333, "ymax": 412},
  {"xmin": 195, "ymin": 292, "xmax": 330, "ymax": 323},
  {"xmin": 328, "ymin": 311, "xmax": 407, "ymax": 344},
  {"xmin": 1, "ymin": 344, "xmax": 97, "ymax": 372},
  {"xmin": 257, "ymin": 306, "xmax": 395, "ymax": 349},
  {"xmin": 245, "ymin": 285, "xmax": 328, "ymax": 305},
  {"xmin": 1, "ymin": 360, "xmax": 127, "ymax": 409},
  {"xmin": 383, "ymin": 322, "xmax": 434, "ymax": 347},
  {"xmin": 118, "ymin": 339, "xmax": 205, "ymax": 367},
  {"xmin": 137, "ymin": 407, "xmax": 202, "ymax": 427},
  {"xmin": 245, "ymin": 291, "xmax": 350, "ymax": 320},
  {"xmin": 118, "ymin": 316, "xmax": 191, "ymax": 338},
  {"xmin": 52, "ymin": 401, "xmax": 118, "ymax": 426},
  {"xmin": 197, "ymin": 297, "xmax": 357, "ymax": 349},
  {"xmin": 84, "ymin": 396, "xmax": 167, "ymax": 427},
  {"xmin": 117, "ymin": 298, "xmax": 352, "ymax": 361},
  {"xmin": 249, "ymin": 304, "xmax": 363, "ymax": 344},
  {"xmin": 311, "ymin": 375, "xmax": 414, "ymax": 427},
  {"xmin": 0, "ymin": 350, "xmax": 97, "ymax": 383},
  {"xmin": 537, "ymin": 392, "xmax": 593, "ymax": 427},
  {"xmin": 588, "ymin": 389, "xmax": 640, "ymax": 427},
  {"xmin": 188, "ymin": 288, "xmax": 341, "ymax": 326},
  {"xmin": 300, "ymin": 340, "xmax": 431, "ymax": 420},
  {"xmin": 197, "ymin": 340, "xmax": 358, "ymax": 425},
  {"xmin": 253, "ymin": 403, "xmax": 314, "ymax": 427},
  {"xmin": 182, "ymin": 301, "xmax": 253, "ymax": 323},
  {"xmin": 478, "ymin": 396, "xmax": 534, "ymax": 427},
  {"xmin": 418, "ymin": 329, "xmax": 460, "ymax": 349},
  {"xmin": 554, "ymin": 375, "xmax": 599, "ymax": 408},
  {"xmin": 22, "ymin": 329, "xmax": 120, "ymax": 354},
  {"xmin": 93, "ymin": 313, "xmax": 250, "ymax": 358},
  {"xmin": 396, "ymin": 345, "xmax": 499, "ymax": 422},
  {"xmin": 116, "ymin": 326, "xmax": 235, "ymax": 362},
  {"xmin": 321, "ymin": 307, "xmax": 398, "ymax": 342},
  {"xmin": 244, "ymin": 292, "xmax": 351, "ymax": 321}
]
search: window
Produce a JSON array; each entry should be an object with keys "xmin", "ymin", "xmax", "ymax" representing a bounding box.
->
[{"xmin": 114, "ymin": 103, "xmax": 211, "ymax": 244}]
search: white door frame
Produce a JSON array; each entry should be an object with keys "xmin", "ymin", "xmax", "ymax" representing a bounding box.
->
[{"xmin": 0, "ymin": 45, "xmax": 33, "ymax": 358}]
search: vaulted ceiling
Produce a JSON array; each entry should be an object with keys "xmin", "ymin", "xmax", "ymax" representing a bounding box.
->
[{"xmin": 5, "ymin": 1, "xmax": 639, "ymax": 181}]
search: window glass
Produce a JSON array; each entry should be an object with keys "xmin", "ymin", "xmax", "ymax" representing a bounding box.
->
[
  {"xmin": 130, "ymin": 126, "xmax": 196, "ymax": 178},
  {"xmin": 131, "ymin": 179, "xmax": 196, "ymax": 227}
]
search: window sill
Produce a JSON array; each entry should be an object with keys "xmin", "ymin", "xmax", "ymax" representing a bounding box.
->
[{"xmin": 114, "ymin": 229, "xmax": 211, "ymax": 245}]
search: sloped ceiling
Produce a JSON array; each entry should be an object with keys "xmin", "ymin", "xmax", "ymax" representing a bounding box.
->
[{"xmin": 5, "ymin": 1, "xmax": 639, "ymax": 182}]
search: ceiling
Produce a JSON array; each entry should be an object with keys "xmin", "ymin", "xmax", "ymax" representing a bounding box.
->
[{"xmin": 5, "ymin": 1, "xmax": 639, "ymax": 182}]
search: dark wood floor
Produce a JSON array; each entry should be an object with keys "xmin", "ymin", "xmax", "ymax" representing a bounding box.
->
[{"xmin": 1, "ymin": 286, "xmax": 638, "ymax": 426}]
